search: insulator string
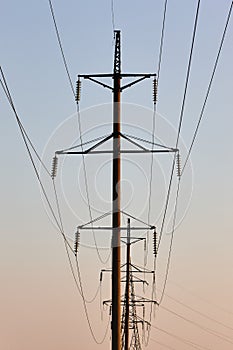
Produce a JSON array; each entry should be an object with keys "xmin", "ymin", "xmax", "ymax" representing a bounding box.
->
[
  {"xmin": 51, "ymin": 155, "xmax": 58, "ymax": 179},
  {"xmin": 153, "ymin": 78, "xmax": 158, "ymax": 104},
  {"xmin": 176, "ymin": 152, "xmax": 181, "ymax": 179},
  {"xmin": 76, "ymin": 78, "xmax": 81, "ymax": 102},
  {"xmin": 153, "ymin": 229, "xmax": 157, "ymax": 258},
  {"xmin": 74, "ymin": 229, "xmax": 80, "ymax": 256}
]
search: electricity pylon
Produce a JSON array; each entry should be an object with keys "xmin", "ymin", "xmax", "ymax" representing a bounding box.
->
[
  {"xmin": 121, "ymin": 219, "xmax": 157, "ymax": 350},
  {"xmin": 102, "ymin": 218, "xmax": 157, "ymax": 349},
  {"xmin": 54, "ymin": 30, "xmax": 178, "ymax": 350}
]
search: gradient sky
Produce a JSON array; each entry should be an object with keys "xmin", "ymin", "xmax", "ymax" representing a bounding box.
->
[{"xmin": 1, "ymin": 1, "xmax": 233, "ymax": 349}]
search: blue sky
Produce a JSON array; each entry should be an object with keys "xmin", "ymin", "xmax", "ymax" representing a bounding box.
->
[{"xmin": 1, "ymin": 1, "xmax": 233, "ymax": 349}]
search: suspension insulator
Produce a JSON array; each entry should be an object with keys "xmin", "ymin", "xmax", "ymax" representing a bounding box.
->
[
  {"xmin": 51, "ymin": 155, "xmax": 58, "ymax": 179},
  {"xmin": 176, "ymin": 152, "xmax": 181, "ymax": 179},
  {"xmin": 75, "ymin": 78, "xmax": 81, "ymax": 102},
  {"xmin": 144, "ymin": 238, "xmax": 146, "ymax": 251},
  {"xmin": 100, "ymin": 271, "xmax": 103, "ymax": 282},
  {"xmin": 153, "ymin": 229, "xmax": 157, "ymax": 258},
  {"xmin": 74, "ymin": 229, "xmax": 80, "ymax": 255},
  {"xmin": 153, "ymin": 78, "xmax": 158, "ymax": 104}
]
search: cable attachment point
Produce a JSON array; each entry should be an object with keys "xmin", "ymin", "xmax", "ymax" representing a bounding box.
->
[
  {"xmin": 153, "ymin": 228, "xmax": 157, "ymax": 258},
  {"xmin": 75, "ymin": 78, "xmax": 81, "ymax": 102},
  {"xmin": 176, "ymin": 152, "xmax": 181, "ymax": 179},
  {"xmin": 51, "ymin": 155, "xmax": 58, "ymax": 179},
  {"xmin": 74, "ymin": 229, "xmax": 80, "ymax": 256},
  {"xmin": 153, "ymin": 78, "xmax": 158, "ymax": 104}
]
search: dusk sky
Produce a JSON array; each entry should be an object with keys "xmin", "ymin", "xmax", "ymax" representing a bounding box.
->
[{"xmin": 1, "ymin": 1, "xmax": 233, "ymax": 349}]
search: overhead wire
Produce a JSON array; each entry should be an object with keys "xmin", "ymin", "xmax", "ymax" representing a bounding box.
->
[
  {"xmin": 76, "ymin": 102, "xmax": 111, "ymax": 264},
  {"xmin": 75, "ymin": 254, "xmax": 111, "ymax": 344},
  {"xmin": 150, "ymin": 338, "xmax": 177, "ymax": 350},
  {"xmin": 48, "ymin": 0, "xmax": 75, "ymax": 96},
  {"xmin": 0, "ymin": 68, "xmax": 50, "ymax": 177},
  {"xmin": 163, "ymin": 292, "xmax": 233, "ymax": 332},
  {"xmin": 168, "ymin": 279, "xmax": 233, "ymax": 317},
  {"xmin": 158, "ymin": 0, "xmax": 233, "ymax": 306},
  {"xmin": 158, "ymin": 179, "xmax": 180, "ymax": 304},
  {"xmin": 156, "ymin": 0, "xmax": 201, "ymax": 308},
  {"xmin": 147, "ymin": 0, "xmax": 168, "ymax": 257},
  {"xmin": 156, "ymin": 0, "xmax": 168, "ymax": 83},
  {"xmin": 2, "ymin": 67, "xmax": 108, "ymax": 344},
  {"xmin": 48, "ymin": 0, "xmax": 111, "ymax": 265},
  {"xmin": 0, "ymin": 67, "xmax": 73, "ymax": 252},
  {"xmin": 47, "ymin": 1, "xmax": 112, "ymax": 342},
  {"xmin": 147, "ymin": 0, "xmax": 168, "ymax": 233},
  {"xmin": 160, "ymin": 305, "xmax": 233, "ymax": 344},
  {"xmin": 53, "ymin": 164, "xmax": 107, "ymax": 338},
  {"xmin": 158, "ymin": 0, "xmax": 201, "ymax": 249},
  {"xmin": 151, "ymin": 325, "xmax": 211, "ymax": 350},
  {"xmin": 181, "ymin": 0, "xmax": 233, "ymax": 176},
  {"xmin": 52, "ymin": 178, "xmax": 83, "ymax": 294},
  {"xmin": 2, "ymin": 64, "xmax": 107, "ymax": 338},
  {"xmin": 2, "ymin": 2, "xmax": 110, "ymax": 340},
  {"xmin": 53, "ymin": 178, "xmax": 103, "ymax": 303},
  {"xmin": 143, "ymin": 2, "xmax": 169, "ymax": 342},
  {"xmin": 111, "ymin": 0, "xmax": 115, "ymax": 33},
  {"xmin": 140, "ymin": 2, "xmax": 170, "ymax": 346}
]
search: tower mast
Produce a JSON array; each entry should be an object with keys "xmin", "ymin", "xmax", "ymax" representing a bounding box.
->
[{"xmin": 112, "ymin": 30, "xmax": 122, "ymax": 350}]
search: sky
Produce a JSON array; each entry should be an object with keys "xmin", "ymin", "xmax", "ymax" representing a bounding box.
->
[{"xmin": 1, "ymin": 1, "xmax": 233, "ymax": 349}]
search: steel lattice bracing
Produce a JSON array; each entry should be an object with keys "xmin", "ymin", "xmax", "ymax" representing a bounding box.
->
[
  {"xmin": 120, "ymin": 219, "xmax": 156, "ymax": 350},
  {"xmin": 128, "ymin": 269, "xmax": 142, "ymax": 350}
]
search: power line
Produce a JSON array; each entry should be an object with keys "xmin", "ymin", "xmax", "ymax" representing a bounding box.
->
[
  {"xmin": 163, "ymin": 292, "xmax": 233, "ymax": 332},
  {"xmin": 160, "ymin": 305, "xmax": 233, "ymax": 345},
  {"xmin": 146, "ymin": 0, "xmax": 169, "ymax": 268},
  {"xmin": 168, "ymin": 279, "xmax": 233, "ymax": 317},
  {"xmin": 157, "ymin": 0, "xmax": 168, "ymax": 82},
  {"xmin": 176, "ymin": 0, "xmax": 201, "ymax": 146},
  {"xmin": 2, "ymin": 69, "xmax": 107, "ymax": 340},
  {"xmin": 75, "ymin": 254, "xmax": 111, "ymax": 344},
  {"xmin": 150, "ymin": 338, "xmax": 177, "ymax": 350},
  {"xmin": 48, "ymin": 0, "xmax": 111, "ymax": 264},
  {"xmin": 158, "ymin": 179, "xmax": 180, "ymax": 304},
  {"xmin": 111, "ymin": 0, "xmax": 115, "ymax": 33},
  {"xmin": 76, "ymin": 103, "xmax": 111, "ymax": 265},
  {"xmin": 158, "ymin": 0, "xmax": 201, "ymax": 249},
  {"xmin": 1, "ymin": 64, "xmax": 104, "ymax": 345},
  {"xmin": 0, "ymin": 68, "xmax": 50, "ymax": 177},
  {"xmin": 48, "ymin": 0, "xmax": 75, "ymax": 96},
  {"xmin": 0, "ymin": 67, "xmax": 73, "ymax": 252},
  {"xmin": 53, "ymin": 179, "xmax": 103, "ymax": 303},
  {"xmin": 52, "ymin": 179, "xmax": 82, "ymax": 296},
  {"xmin": 157, "ymin": 0, "xmax": 201, "ymax": 306},
  {"xmin": 147, "ymin": 0, "xmax": 168, "ymax": 236},
  {"xmin": 52, "ymin": 167, "xmax": 108, "ymax": 343},
  {"xmin": 53, "ymin": 176, "xmax": 109, "ymax": 342},
  {"xmin": 181, "ymin": 0, "xmax": 233, "ymax": 176},
  {"xmin": 158, "ymin": 0, "xmax": 233, "ymax": 306},
  {"xmin": 145, "ymin": 2, "xmax": 169, "ymax": 331},
  {"xmin": 152, "ymin": 324, "xmax": 211, "ymax": 350}
]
